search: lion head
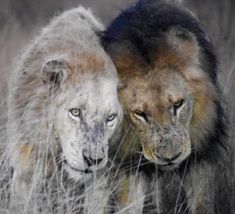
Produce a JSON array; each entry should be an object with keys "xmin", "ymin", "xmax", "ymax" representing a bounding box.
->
[
  {"xmin": 104, "ymin": 24, "xmax": 218, "ymax": 170},
  {"xmin": 7, "ymin": 7, "xmax": 123, "ymax": 184},
  {"xmin": 47, "ymin": 59, "xmax": 123, "ymax": 179},
  {"xmin": 43, "ymin": 56, "xmax": 123, "ymax": 179}
]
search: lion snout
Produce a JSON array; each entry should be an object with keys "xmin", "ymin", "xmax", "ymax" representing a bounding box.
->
[
  {"xmin": 82, "ymin": 144, "xmax": 108, "ymax": 168},
  {"xmin": 154, "ymin": 138, "xmax": 191, "ymax": 165}
]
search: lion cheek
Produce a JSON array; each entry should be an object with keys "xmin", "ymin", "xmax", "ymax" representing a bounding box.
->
[{"xmin": 142, "ymin": 141, "xmax": 157, "ymax": 161}]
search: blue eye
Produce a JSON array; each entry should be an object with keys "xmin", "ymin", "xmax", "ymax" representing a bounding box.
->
[
  {"xmin": 107, "ymin": 114, "xmax": 117, "ymax": 123},
  {"xmin": 69, "ymin": 108, "xmax": 80, "ymax": 117}
]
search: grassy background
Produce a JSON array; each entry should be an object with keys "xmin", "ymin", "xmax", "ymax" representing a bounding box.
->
[{"xmin": 0, "ymin": 0, "xmax": 234, "ymax": 211}]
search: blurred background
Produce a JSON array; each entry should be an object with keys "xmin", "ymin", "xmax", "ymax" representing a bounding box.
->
[{"xmin": 0, "ymin": 0, "xmax": 234, "ymax": 206}]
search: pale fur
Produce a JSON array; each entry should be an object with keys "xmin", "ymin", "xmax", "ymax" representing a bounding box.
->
[{"xmin": 6, "ymin": 6, "xmax": 123, "ymax": 210}]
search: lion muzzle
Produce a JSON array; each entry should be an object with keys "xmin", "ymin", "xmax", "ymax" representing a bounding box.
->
[{"xmin": 82, "ymin": 143, "xmax": 108, "ymax": 168}]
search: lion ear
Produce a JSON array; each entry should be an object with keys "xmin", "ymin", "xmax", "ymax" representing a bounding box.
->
[
  {"xmin": 42, "ymin": 59, "xmax": 68, "ymax": 88},
  {"xmin": 166, "ymin": 26, "xmax": 198, "ymax": 64}
]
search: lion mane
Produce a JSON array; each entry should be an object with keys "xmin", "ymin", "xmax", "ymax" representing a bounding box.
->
[{"xmin": 103, "ymin": 0, "xmax": 232, "ymax": 213}]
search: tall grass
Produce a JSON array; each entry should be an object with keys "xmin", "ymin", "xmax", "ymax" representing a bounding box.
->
[{"xmin": 0, "ymin": 0, "xmax": 234, "ymax": 213}]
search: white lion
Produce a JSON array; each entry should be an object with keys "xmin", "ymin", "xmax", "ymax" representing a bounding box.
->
[{"xmin": 6, "ymin": 6, "xmax": 123, "ymax": 203}]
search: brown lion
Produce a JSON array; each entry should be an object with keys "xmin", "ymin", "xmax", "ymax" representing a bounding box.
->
[{"xmin": 103, "ymin": 0, "xmax": 232, "ymax": 213}]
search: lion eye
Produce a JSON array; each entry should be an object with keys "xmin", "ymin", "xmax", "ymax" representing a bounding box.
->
[
  {"xmin": 133, "ymin": 111, "xmax": 149, "ymax": 123},
  {"xmin": 69, "ymin": 108, "xmax": 81, "ymax": 117},
  {"xmin": 106, "ymin": 114, "xmax": 117, "ymax": 123},
  {"xmin": 173, "ymin": 99, "xmax": 184, "ymax": 115}
]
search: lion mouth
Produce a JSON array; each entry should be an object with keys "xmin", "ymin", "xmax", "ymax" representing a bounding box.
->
[
  {"xmin": 158, "ymin": 162, "xmax": 180, "ymax": 171},
  {"xmin": 64, "ymin": 159, "xmax": 93, "ymax": 174}
]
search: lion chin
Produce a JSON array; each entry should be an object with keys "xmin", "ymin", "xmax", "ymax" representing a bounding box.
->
[
  {"xmin": 63, "ymin": 161, "xmax": 93, "ymax": 181},
  {"xmin": 158, "ymin": 163, "xmax": 180, "ymax": 171}
]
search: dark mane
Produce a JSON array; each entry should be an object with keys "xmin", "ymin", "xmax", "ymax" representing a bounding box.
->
[
  {"xmin": 103, "ymin": 2, "xmax": 231, "ymax": 212},
  {"xmin": 102, "ymin": 0, "xmax": 218, "ymax": 82},
  {"xmin": 102, "ymin": 0, "xmax": 228, "ymax": 162}
]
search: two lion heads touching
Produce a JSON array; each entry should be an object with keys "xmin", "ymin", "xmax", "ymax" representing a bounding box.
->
[{"xmin": 5, "ymin": 0, "xmax": 231, "ymax": 213}]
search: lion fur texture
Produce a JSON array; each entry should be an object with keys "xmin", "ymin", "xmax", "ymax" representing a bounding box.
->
[
  {"xmin": 6, "ymin": 6, "xmax": 122, "ymax": 213},
  {"xmin": 102, "ymin": 0, "xmax": 232, "ymax": 213}
]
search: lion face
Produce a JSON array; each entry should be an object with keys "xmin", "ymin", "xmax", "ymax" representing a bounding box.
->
[
  {"xmin": 114, "ymin": 26, "xmax": 217, "ymax": 170},
  {"xmin": 54, "ymin": 77, "xmax": 122, "ymax": 179},
  {"xmin": 120, "ymin": 69, "xmax": 193, "ymax": 169},
  {"xmin": 42, "ymin": 56, "xmax": 123, "ymax": 180}
]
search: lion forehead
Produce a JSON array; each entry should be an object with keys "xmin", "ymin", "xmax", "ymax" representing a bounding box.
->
[
  {"xmin": 87, "ymin": 78, "xmax": 120, "ymax": 112},
  {"xmin": 62, "ymin": 76, "xmax": 120, "ymax": 114},
  {"xmin": 123, "ymin": 70, "xmax": 190, "ymax": 110}
]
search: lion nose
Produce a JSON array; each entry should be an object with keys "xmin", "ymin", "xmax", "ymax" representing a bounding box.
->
[
  {"xmin": 82, "ymin": 151, "xmax": 104, "ymax": 167},
  {"xmin": 158, "ymin": 152, "xmax": 181, "ymax": 163}
]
